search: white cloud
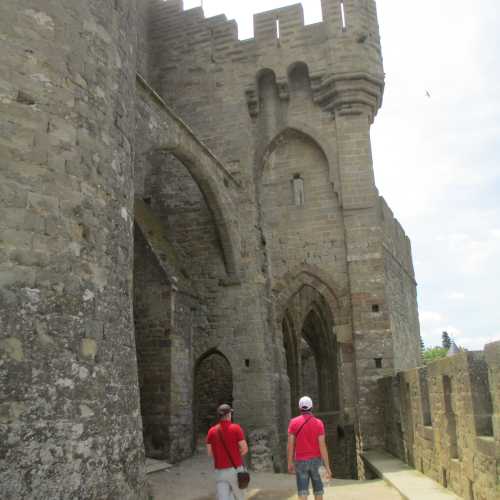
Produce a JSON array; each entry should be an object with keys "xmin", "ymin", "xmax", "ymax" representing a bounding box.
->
[
  {"xmin": 435, "ymin": 229, "xmax": 500, "ymax": 275},
  {"xmin": 458, "ymin": 335, "xmax": 499, "ymax": 351},
  {"xmin": 373, "ymin": 0, "xmax": 500, "ymax": 352},
  {"xmin": 420, "ymin": 311, "xmax": 443, "ymax": 324}
]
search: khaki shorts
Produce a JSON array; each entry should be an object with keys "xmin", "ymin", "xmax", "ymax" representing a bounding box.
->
[{"xmin": 215, "ymin": 466, "xmax": 246, "ymax": 500}]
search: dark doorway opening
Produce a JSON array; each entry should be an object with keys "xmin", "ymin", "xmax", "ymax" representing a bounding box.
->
[{"xmin": 194, "ymin": 351, "xmax": 234, "ymax": 447}]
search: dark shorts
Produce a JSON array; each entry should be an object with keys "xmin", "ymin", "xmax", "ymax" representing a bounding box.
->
[{"xmin": 295, "ymin": 457, "xmax": 324, "ymax": 496}]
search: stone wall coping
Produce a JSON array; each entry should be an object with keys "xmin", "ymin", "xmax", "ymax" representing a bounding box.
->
[{"xmin": 363, "ymin": 450, "xmax": 461, "ymax": 500}]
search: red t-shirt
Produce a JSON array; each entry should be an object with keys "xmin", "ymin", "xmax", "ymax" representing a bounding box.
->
[
  {"xmin": 288, "ymin": 413, "xmax": 325, "ymax": 461},
  {"xmin": 206, "ymin": 421, "xmax": 245, "ymax": 469}
]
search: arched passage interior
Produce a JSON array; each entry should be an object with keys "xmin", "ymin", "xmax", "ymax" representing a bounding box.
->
[
  {"xmin": 281, "ymin": 285, "xmax": 339, "ymax": 417},
  {"xmin": 280, "ymin": 283, "xmax": 357, "ymax": 478},
  {"xmin": 133, "ymin": 148, "xmax": 234, "ymax": 462}
]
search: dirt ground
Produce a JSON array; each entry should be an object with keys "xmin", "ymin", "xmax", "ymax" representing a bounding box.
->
[{"xmin": 148, "ymin": 451, "xmax": 403, "ymax": 500}]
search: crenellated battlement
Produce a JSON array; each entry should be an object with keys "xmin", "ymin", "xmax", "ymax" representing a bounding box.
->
[
  {"xmin": 253, "ymin": 4, "xmax": 305, "ymax": 41},
  {"xmin": 148, "ymin": 1, "xmax": 382, "ymax": 71},
  {"xmin": 146, "ymin": 0, "xmax": 384, "ymax": 128},
  {"xmin": 380, "ymin": 341, "xmax": 499, "ymax": 499}
]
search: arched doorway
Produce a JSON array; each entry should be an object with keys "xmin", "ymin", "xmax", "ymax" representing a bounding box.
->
[
  {"xmin": 279, "ymin": 282, "xmax": 358, "ymax": 478},
  {"xmin": 194, "ymin": 351, "xmax": 234, "ymax": 444},
  {"xmin": 281, "ymin": 286, "xmax": 339, "ymax": 416},
  {"xmin": 132, "ymin": 145, "xmax": 236, "ymax": 462}
]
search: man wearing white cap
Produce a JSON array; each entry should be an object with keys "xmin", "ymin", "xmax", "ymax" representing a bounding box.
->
[{"xmin": 287, "ymin": 396, "xmax": 332, "ymax": 499}]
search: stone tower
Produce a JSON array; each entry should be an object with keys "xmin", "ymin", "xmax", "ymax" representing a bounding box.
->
[
  {"xmin": 140, "ymin": 0, "xmax": 421, "ymax": 475},
  {"xmin": 0, "ymin": 1, "xmax": 144, "ymax": 498},
  {"xmin": 0, "ymin": 0, "xmax": 422, "ymax": 497}
]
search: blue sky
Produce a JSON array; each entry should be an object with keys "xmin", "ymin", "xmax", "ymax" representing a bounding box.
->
[{"xmin": 183, "ymin": 0, "xmax": 500, "ymax": 351}]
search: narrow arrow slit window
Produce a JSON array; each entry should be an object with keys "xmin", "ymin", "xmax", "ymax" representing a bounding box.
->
[
  {"xmin": 293, "ymin": 174, "xmax": 305, "ymax": 207},
  {"xmin": 340, "ymin": 1, "xmax": 347, "ymax": 31}
]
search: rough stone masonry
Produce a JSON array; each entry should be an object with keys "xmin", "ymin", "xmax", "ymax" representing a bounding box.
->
[{"xmin": 2, "ymin": 1, "xmax": 495, "ymax": 500}]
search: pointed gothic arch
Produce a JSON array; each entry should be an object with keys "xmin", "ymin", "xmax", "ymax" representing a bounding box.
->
[
  {"xmin": 257, "ymin": 122, "xmax": 341, "ymax": 200},
  {"xmin": 135, "ymin": 79, "xmax": 242, "ymax": 282}
]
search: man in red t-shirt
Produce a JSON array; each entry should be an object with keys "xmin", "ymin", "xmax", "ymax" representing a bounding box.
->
[
  {"xmin": 287, "ymin": 396, "xmax": 332, "ymax": 500},
  {"xmin": 206, "ymin": 404, "xmax": 248, "ymax": 500}
]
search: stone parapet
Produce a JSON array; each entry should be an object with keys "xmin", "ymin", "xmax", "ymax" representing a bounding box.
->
[{"xmin": 379, "ymin": 341, "xmax": 500, "ymax": 500}]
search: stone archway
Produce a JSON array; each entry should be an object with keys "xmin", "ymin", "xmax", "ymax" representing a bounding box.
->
[
  {"xmin": 256, "ymin": 121, "xmax": 341, "ymax": 202},
  {"xmin": 135, "ymin": 78, "xmax": 242, "ymax": 282},
  {"xmin": 277, "ymin": 277, "xmax": 357, "ymax": 478},
  {"xmin": 280, "ymin": 285, "xmax": 340, "ymax": 416},
  {"xmin": 194, "ymin": 350, "xmax": 234, "ymax": 442}
]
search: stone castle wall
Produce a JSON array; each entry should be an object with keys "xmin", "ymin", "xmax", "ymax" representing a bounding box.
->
[
  {"xmin": 379, "ymin": 197, "xmax": 421, "ymax": 371},
  {"xmin": 1, "ymin": 0, "xmax": 427, "ymax": 495},
  {"xmin": 144, "ymin": 0, "xmax": 420, "ymax": 460},
  {"xmin": 379, "ymin": 341, "xmax": 499, "ymax": 500},
  {"xmin": 0, "ymin": 1, "xmax": 145, "ymax": 498},
  {"xmin": 134, "ymin": 69, "xmax": 284, "ymax": 471}
]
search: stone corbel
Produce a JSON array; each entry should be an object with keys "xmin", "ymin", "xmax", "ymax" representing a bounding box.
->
[{"xmin": 312, "ymin": 72, "xmax": 385, "ymax": 123}]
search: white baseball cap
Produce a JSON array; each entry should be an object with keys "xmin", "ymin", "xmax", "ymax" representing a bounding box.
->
[{"xmin": 299, "ymin": 396, "xmax": 313, "ymax": 411}]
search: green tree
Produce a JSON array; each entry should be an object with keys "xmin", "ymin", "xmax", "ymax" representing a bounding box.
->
[
  {"xmin": 441, "ymin": 331, "xmax": 451, "ymax": 349},
  {"xmin": 423, "ymin": 346, "xmax": 448, "ymax": 365}
]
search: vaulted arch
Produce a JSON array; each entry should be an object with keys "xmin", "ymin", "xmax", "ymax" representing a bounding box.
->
[
  {"xmin": 273, "ymin": 267, "xmax": 346, "ymax": 415},
  {"xmin": 136, "ymin": 77, "xmax": 242, "ymax": 282},
  {"xmin": 257, "ymin": 121, "xmax": 341, "ymax": 199},
  {"xmin": 273, "ymin": 266, "xmax": 345, "ymax": 326}
]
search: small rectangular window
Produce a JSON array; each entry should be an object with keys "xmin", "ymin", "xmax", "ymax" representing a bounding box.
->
[{"xmin": 375, "ymin": 358, "xmax": 383, "ymax": 369}]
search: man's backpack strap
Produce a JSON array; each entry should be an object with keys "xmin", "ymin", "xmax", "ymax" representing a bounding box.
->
[
  {"xmin": 218, "ymin": 425, "xmax": 237, "ymax": 469},
  {"xmin": 295, "ymin": 416, "xmax": 313, "ymax": 439}
]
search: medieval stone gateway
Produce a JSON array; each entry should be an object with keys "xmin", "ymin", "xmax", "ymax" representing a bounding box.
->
[{"xmin": 0, "ymin": 1, "xmax": 498, "ymax": 499}]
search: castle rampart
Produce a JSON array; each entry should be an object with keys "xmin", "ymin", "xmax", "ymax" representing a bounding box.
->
[
  {"xmin": 0, "ymin": 1, "xmax": 431, "ymax": 496},
  {"xmin": 379, "ymin": 341, "xmax": 499, "ymax": 500}
]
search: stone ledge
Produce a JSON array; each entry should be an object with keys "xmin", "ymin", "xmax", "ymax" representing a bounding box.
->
[
  {"xmin": 145, "ymin": 458, "xmax": 172, "ymax": 475},
  {"xmin": 363, "ymin": 450, "xmax": 461, "ymax": 500},
  {"xmin": 475, "ymin": 435, "xmax": 495, "ymax": 457}
]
